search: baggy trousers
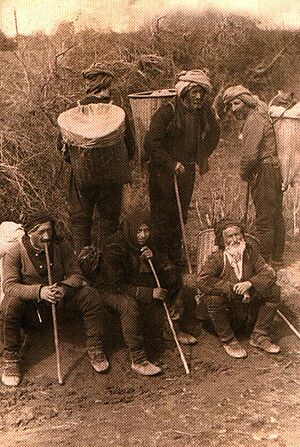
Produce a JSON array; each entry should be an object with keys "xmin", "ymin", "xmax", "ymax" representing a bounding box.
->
[
  {"xmin": 204, "ymin": 283, "xmax": 280, "ymax": 343},
  {"xmin": 2, "ymin": 285, "xmax": 106, "ymax": 360},
  {"xmin": 149, "ymin": 164, "xmax": 195, "ymax": 263},
  {"xmin": 250, "ymin": 163, "xmax": 285, "ymax": 262},
  {"xmin": 101, "ymin": 290, "xmax": 147, "ymax": 363},
  {"xmin": 69, "ymin": 175, "xmax": 122, "ymax": 254}
]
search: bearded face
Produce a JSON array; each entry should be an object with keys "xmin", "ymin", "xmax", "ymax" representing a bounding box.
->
[
  {"xmin": 229, "ymin": 98, "xmax": 249, "ymax": 121},
  {"xmin": 222, "ymin": 225, "xmax": 246, "ymax": 261}
]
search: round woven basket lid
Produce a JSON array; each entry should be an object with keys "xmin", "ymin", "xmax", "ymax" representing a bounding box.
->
[
  {"xmin": 128, "ymin": 89, "xmax": 176, "ymax": 99},
  {"xmin": 58, "ymin": 103, "xmax": 125, "ymax": 140}
]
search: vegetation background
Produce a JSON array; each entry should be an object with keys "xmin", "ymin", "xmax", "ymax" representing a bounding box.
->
[{"xmin": 0, "ymin": 9, "xmax": 299, "ymax": 250}]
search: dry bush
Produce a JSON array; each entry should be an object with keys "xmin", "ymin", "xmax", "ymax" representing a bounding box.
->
[{"xmin": 0, "ymin": 10, "xmax": 299, "ymax": 237}]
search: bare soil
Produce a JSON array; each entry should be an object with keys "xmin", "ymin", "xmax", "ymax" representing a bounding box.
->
[{"xmin": 0, "ymin": 307, "xmax": 300, "ymax": 447}]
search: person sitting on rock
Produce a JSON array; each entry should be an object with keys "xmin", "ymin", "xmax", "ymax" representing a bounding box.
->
[
  {"xmin": 1, "ymin": 210, "xmax": 108, "ymax": 387},
  {"xmin": 79, "ymin": 211, "xmax": 197, "ymax": 376},
  {"xmin": 197, "ymin": 218, "xmax": 281, "ymax": 359}
]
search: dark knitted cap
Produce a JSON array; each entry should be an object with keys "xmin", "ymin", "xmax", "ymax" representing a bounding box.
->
[
  {"xmin": 82, "ymin": 63, "xmax": 115, "ymax": 94},
  {"xmin": 214, "ymin": 218, "xmax": 244, "ymax": 249},
  {"xmin": 20, "ymin": 209, "xmax": 53, "ymax": 233}
]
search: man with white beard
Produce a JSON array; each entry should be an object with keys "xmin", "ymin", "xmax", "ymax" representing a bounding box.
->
[{"xmin": 197, "ymin": 219, "xmax": 281, "ymax": 358}]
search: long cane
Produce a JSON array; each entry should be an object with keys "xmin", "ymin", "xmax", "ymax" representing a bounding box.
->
[
  {"xmin": 147, "ymin": 258, "xmax": 190, "ymax": 375},
  {"xmin": 277, "ymin": 310, "xmax": 300, "ymax": 341},
  {"xmin": 44, "ymin": 243, "xmax": 63, "ymax": 385},
  {"xmin": 174, "ymin": 174, "xmax": 193, "ymax": 274},
  {"xmin": 242, "ymin": 183, "xmax": 250, "ymax": 228}
]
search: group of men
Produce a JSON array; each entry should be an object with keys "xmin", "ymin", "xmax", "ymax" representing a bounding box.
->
[{"xmin": 0, "ymin": 66, "xmax": 284, "ymax": 387}]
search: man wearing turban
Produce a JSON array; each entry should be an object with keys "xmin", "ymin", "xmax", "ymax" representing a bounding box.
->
[
  {"xmin": 222, "ymin": 85, "xmax": 285, "ymax": 266},
  {"xmin": 144, "ymin": 69, "xmax": 220, "ymax": 270},
  {"xmin": 197, "ymin": 219, "xmax": 280, "ymax": 358},
  {"xmin": 1, "ymin": 210, "xmax": 108, "ymax": 386},
  {"xmin": 57, "ymin": 63, "xmax": 135, "ymax": 255}
]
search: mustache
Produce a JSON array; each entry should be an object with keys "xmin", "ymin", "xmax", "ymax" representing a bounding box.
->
[{"xmin": 229, "ymin": 240, "xmax": 242, "ymax": 245}]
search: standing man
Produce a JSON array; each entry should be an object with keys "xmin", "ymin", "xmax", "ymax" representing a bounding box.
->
[
  {"xmin": 1, "ymin": 210, "xmax": 108, "ymax": 386},
  {"xmin": 144, "ymin": 69, "xmax": 220, "ymax": 270},
  {"xmin": 222, "ymin": 85, "xmax": 285, "ymax": 266},
  {"xmin": 198, "ymin": 219, "xmax": 280, "ymax": 358},
  {"xmin": 57, "ymin": 63, "xmax": 135, "ymax": 254}
]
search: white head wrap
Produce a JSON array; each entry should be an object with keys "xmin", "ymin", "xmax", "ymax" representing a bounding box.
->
[{"xmin": 175, "ymin": 69, "xmax": 212, "ymax": 97}]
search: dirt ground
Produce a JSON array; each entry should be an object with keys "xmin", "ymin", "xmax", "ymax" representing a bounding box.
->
[{"xmin": 0, "ymin": 298, "xmax": 300, "ymax": 447}]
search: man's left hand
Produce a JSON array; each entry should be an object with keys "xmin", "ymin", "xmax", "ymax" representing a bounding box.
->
[
  {"xmin": 141, "ymin": 246, "xmax": 153, "ymax": 259},
  {"xmin": 233, "ymin": 281, "xmax": 252, "ymax": 295}
]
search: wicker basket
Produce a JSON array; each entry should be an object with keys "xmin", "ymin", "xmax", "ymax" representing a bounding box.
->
[
  {"xmin": 58, "ymin": 103, "xmax": 125, "ymax": 149},
  {"xmin": 270, "ymin": 104, "xmax": 300, "ymax": 188},
  {"xmin": 128, "ymin": 89, "xmax": 176, "ymax": 164}
]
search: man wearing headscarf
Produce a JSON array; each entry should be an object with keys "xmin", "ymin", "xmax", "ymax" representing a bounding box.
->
[
  {"xmin": 57, "ymin": 63, "xmax": 135, "ymax": 254},
  {"xmin": 1, "ymin": 210, "xmax": 108, "ymax": 387},
  {"xmin": 144, "ymin": 69, "xmax": 220, "ymax": 270},
  {"xmin": 222, "ymin": 85, "xmax": 285, "ymax": 266},
  {"xmin": 80, "ymin": 211, "xmax": 197, "ymax": 375},
  {"xmin": 197, "ymin": 218, "xmax": 280, "ymax": 358}
]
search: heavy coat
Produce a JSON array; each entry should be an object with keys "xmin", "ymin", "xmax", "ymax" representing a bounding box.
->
[
  {"xmin": 144, "ymin": 98, "xmax": 220, "ymax": 174},
  {"xmin": 2, "ymin": 237, "xmax": 84, "ymax": 304},
  {"xmin": 197, "ymin": 244, "xmax": 277, "ymax": 298}
]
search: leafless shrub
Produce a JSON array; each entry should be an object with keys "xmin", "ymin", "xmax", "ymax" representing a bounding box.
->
[{"xmin": 0, "ymin": 10, "xmax": 299, "ymax": 238}]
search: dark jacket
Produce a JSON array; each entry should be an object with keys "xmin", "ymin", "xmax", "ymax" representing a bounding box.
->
[
  {"xmin": 144, "ymin": 98, "xmax": 220, "ymax": 175},
  {"xmin": 2, "ymin": 238, "xmax": 85, "ymax": 303},
  {"xmin": 103, "ymin": 228, "xmax": 157, "ymax": 304},
  {"xmin": 197, "ymin": 244, "xmax": 277, "ymax": 298},
  {"xmin": 240, "ymin": 105, "xmax": 278, "ymax": 182}
]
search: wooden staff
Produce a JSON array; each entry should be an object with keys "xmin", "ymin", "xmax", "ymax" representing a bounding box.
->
[
  {"xmin": 147, "ymin": 258, "xmax": 190, "ymax": 375},
  {"xmin": 44, "ymin": 243, "xmax": 63, "ymax": 385},
  {"xmin": 277, "ymin": 310, "xmax": 300, "ymax": 341},
  {"xmin": 174, "ymin": 174, "xmax": 193, "ymax": 274},
  {"xmin": 242, "ymin": 183, "xmax": 250, "ymax": 228}
]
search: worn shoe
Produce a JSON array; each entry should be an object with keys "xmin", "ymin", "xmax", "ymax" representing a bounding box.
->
[
  {"xmin": 163, "ymin": 329, "xmax": 197, "ymax": 345},
  {"xmin": 177, "ymin": 331, "xmax": 198, "ymax": 345},
  {"xmin": 131, "ymin": 360, "xmax": 161, "ymax": 376},
  {"xmin": 2, "ymin": 360, "xmax": 21, "ymax": 386},
  {"xmin": 249, "ymin": 334, "xmax": 280, "ymax": 354},
  {"xmin": 223, "ymin": 339, "xmax": 247, "ymax": 359},
  {"xmin": 88, "ymin": 349, "xmax": 109, "ymax": 373}
]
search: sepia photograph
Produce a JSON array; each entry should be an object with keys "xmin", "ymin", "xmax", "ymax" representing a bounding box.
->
[{"xmin": 0, "ymin": 1, "xmax": 300, "ymax": 446}]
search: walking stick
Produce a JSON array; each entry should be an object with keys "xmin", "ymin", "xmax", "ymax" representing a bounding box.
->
[
  {"xmin": 44, "ymin": 243, "xmax": 63, "ymax": 385},
  {"xmin": 147, "ymin": 258, "xmax": 190, "ymax": 375},
  {"xmin": 242, "ymin": 182, "xmax": 250, "ymax": 227},
  {"xmin": 277, "ymin": 310, "xmax": 300, "ymax": 341},
  {"xmin": 174, "ymin": 174, "xmax": 193, "ymax": 274}
]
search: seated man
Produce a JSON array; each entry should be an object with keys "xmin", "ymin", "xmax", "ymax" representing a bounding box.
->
[
  {"xmin": 80, "ymin": 212, "xmax": 196, "ymax": 376},
  {"xmin": 197, "ymin": 219, "xmax": 280, "ymax": 359},
  {"xmin": 1, "ymin": 210, "xmax": 108, "ymax": 387}
]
